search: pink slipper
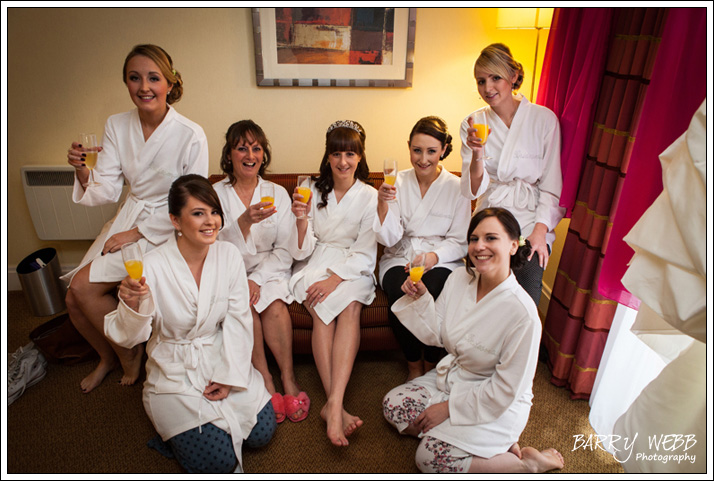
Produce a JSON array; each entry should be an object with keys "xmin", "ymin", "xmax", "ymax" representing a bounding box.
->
[
  {"xmin": 284, "ymin": 391, "xmax": 310, "ymax": 423},
  {"xmin": 271, "ymin": 392, "xmax": 286, "ymax": 424}
]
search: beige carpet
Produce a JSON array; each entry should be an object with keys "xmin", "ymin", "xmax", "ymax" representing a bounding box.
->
[{"xmin": 5, "ymin": 290, "xmax": 623, "ymax": 474}]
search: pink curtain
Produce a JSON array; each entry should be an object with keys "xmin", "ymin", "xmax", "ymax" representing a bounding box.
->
[
  {"xmin": 536, "ymin": 8, "xmax": 613, "ymax": 217},
  {"xmin": 540, "ymin": 8, "xmax": 667, "ymax": 399},
  {"xmin": 597, "ymin": 8, "xmax": 708, "ymax": 308}
]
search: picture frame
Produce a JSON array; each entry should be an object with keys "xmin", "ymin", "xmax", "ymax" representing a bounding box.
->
[{"xmin": 252, "ymin": 7, "xmax": 416, "ymax": 87}]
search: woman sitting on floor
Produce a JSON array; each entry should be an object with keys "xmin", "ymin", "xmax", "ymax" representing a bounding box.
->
[
  {"xmin": 105, "ymin": 174, "xmax": 274, "ymax": 473},
  {"xmin": 383, "ymin": 207, "xmax": 564, "ymax": 474}
]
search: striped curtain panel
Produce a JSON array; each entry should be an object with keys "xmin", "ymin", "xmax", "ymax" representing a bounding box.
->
[{"xmin": 541, "ymin": 8, "xmax": 667, "ymax": 400}]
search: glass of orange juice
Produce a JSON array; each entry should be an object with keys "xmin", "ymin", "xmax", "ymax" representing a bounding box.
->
[
  {"xmin": 260, "ymin": 182, "xmax": 275, "ymax": 209},
  {"xmin": 121, "ymin": 242, "xmax": 143, "ymax": 281},
  {"xmin": 296, "ymin": 175, "xmax": 311, "ymax": 219},
  {"xmin": 383, "ymin": 159, "xmax": 397, "ymax": 203},
  {"xmin": 471, "ymin": 113, "xmax": 491, "ymax": 160},
  {"xmin": 79, "ymin": 132, "xmax": 101, "ymax": 187},
  {"xmin": 409, "ymin": 250, "xmax": 426, "ymax": 284}
]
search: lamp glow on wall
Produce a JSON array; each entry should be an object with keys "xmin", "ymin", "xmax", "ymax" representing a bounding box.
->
[{"xmin": 497, "ymin": 8, "xmax": 554, "ymax": 101}]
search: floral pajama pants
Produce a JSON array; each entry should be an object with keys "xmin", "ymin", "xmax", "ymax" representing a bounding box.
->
[{"xmin": 383, "ymin": 383, "xmax": 473, "ymax": 473}]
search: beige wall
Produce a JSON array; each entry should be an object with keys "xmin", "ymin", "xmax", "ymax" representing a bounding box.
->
[{"xmin": 6, "ymin": 7, "xmax": 561, "ymax": 295}]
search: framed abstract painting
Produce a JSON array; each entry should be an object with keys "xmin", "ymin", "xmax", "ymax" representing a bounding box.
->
[{"xmin": 252, "ymin": 7, "xmax": 416, "ymax": 87}]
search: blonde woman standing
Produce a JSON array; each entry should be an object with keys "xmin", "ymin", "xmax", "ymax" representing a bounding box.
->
[{"xmin": 460, "ymin": 43, "xmax": 564, "ymax": 306}]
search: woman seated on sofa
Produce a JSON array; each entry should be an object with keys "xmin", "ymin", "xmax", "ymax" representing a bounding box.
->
[
  {"xmin": 105, "ymin": 175, "xmax": 274, "ymax": 473},
  {"xmin": 214, "ymin": 120, "xmax": 309, "ymax": 425},
  {"xmin": 382, "ymin": 207, "xmax": 564, "ymax": 474},
  {"xmin": 288, "ymin": 120, "xmax": 378, "ymax": 447},
  {"xmin": 373, "ymin": 116, "xmax": 471, "ymax": 381}
]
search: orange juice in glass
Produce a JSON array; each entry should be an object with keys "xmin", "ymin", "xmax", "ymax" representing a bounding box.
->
[
  {"xmin": 121, "ymin": 242, "xmax": 143, "ymax": 280},
  {"xmin": 383, "ymin": 159, "xmax": 397, "ymax": 203},
  {"xmin": 410, "ymin": 251, "xmax": 426, "ymax": 283},
  {"xmin": 260, "ymin": 182, "xmax": 275, "ymax": 209},
  {"xmin": 296, "ymin": 175, "xmax": 311, "ymax": 219},
  {"xmin": 79, "ymin": 132, "xmax": 101, "ymax": 187},
  {"xmin": 472, "ymin": 112, "xmax": 492, "ymax": 160}
]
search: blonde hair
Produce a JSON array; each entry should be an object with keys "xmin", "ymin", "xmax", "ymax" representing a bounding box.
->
[
  {"xmin": 123, "ymin": 44, "xmax": 183, "ymax": 104},
  {"xmin": 474, "ymin": 43, "xmax": 524, "ymax": 91}
]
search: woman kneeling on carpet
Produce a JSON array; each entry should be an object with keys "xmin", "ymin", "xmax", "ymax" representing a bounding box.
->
[
  {"xmin": 382, "ymin": 208, "xmax": 564, "ymax": 473},
  {"xmin": 105, "ymin": 174, "xmax": 275, "ymax": 473}
]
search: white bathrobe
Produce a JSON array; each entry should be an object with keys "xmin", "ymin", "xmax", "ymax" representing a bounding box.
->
[
  {"xmin": 373, "ymin": 167, "xmax": 470, "ymax": 284},
  {"xmin": 105, "ymin": 237, "xmax": 270, "ymax": 470},
  {"xmin": 391, "ymin": 267, "xmax": 541, "ymax": 458},
  {"xmin": 215, "ymin": 177, "xmax": 294, "ymax": 313},
  {"xmin": 62, "ymin": 106, "xmax": 209, "ymax": 285},
  {"xmin": 460, "ymin": 95, "xmax": 564, "ymax": 247},
  {"xmin": 289, "ymin": 179, "xmax": 378, "ymax": 324}
]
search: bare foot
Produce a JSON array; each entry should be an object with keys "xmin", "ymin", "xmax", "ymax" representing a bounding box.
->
[
  {"xmin": 509, "ymin": 442, "xmax": 522, "ymax": 459},
  {"xmin": 321, "ymin": 402, "xmax": 350, "ymax": 446},
  {"xmin": 80, "ymin": 359, "xmax": 118, "ymax": 393},
  {"xmin": 520, "ymin": 447, "xmax": 564, "ymax": 473},
  {"xmin": 118, "ymin": 343, "xmax": 144, "ymax": 386},
  {"xmin": 342, "ymin": 409, "xmax": 363, "ymax": 437}
]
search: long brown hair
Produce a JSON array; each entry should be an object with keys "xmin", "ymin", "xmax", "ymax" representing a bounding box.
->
[{"xmin": 314, "ymin": 121, "xmax": 370, "ymax": 209}]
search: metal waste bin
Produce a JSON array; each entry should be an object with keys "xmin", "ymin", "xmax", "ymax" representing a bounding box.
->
[{"xmin": 17, "ymin": 247, "xmax": 67, "ymax": 317}]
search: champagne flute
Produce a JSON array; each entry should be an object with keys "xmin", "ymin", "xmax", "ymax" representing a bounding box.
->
[
  {"xmin": 121, "ymin": 242, "xmax": 143, "ymax": 281},
  {"xmin": 260, "ymin": 182, "xmax": 275, "ymax": 224},
  {"xmin": 79, "ymin": 132, "xmax": 101, "ymax": 187},
  {"xmin": 472, "ymin": 113, "xmax": 491, "ymax": 160},
  {"xmin": 296, "ymin": 175, "xmax": 312, "ymax": 220},
  {"xmin": 383, "ymin": 158, "xmax": 398, "ymax": 203},
  {"xmin": 409, "ymin": 250, "xmax": 426, "ymax": 284},
  {"xmin": 260, "ymin": 182, "xmax": 275, "ymax": 209}
]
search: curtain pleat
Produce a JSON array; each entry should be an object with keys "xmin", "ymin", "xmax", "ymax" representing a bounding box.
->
[
  {"xmin": 541, "ymin": 8, "xmax": 667, "ymax": 400},
  {"xmin": 598, "ymin": 7, "xmax": 708, "ymax": 307}
]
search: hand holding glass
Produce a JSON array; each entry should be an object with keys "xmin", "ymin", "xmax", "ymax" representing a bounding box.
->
[
  {"xmin": 296, "ymin": 175, "xmax": 311, "ymax": 219},
  {"xmin": 472, "ymin": 114, "xmax": 491, "ymax": 160},
  {"xmin": 79, "ymin": 132, "xmax": 101, "ymax": 187},
  {"xmin": 410, "ymin": 251, "xmax": 426, "ymax": 284},
  {"xmin": 121, "ymin": 242, "xmax": 143, "ymax": 280}
]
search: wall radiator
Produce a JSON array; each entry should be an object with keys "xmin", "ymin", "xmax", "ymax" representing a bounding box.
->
[{"xmin": 21, "ymin": 166, "xmax": 128, "ymax": 240}]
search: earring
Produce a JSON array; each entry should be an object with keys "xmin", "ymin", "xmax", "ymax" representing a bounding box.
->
[{"xmin": 177, "ymin": 231, "xmax": 183, "ymax": 237}]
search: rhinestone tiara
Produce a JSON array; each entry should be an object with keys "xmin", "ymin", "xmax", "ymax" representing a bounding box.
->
[{"xmin": 326, "ymin": 120, "xmax": 363, "ymax": 135}]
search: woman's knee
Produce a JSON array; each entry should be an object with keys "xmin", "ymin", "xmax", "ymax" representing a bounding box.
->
[
  {"xmin": 415, "ymin": 437, "xmax": 472, "ymax": 474},
  {"xmin": 342, "ymin": 301, "xmax": 362, "ymax": 320},
  {"xmin": 169, "ymin": 424, "xmax": 238, "ymax": 474},
  {"xmin": 262, "ymin": 300, "xmax": 291, "ymax": 326},
  {"xmin": 244, "ymin": 401, "xmax": 277, "ymax": 449},
  {"xmin": 382, "ymin": 383, "xmax": 428, "ymax": 427},
  {"xmin": 67, "ymin": 267, "xmax": 91, "ymax": 299},
  {"xmin": 65, "ymin": 287, "xmax": 79, "ymax": 312}
]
